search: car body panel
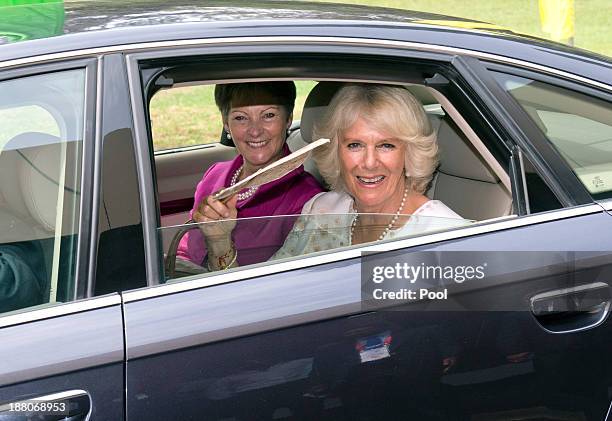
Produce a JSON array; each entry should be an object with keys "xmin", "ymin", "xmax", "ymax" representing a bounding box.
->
[
  {"xmin": 0, "ymin": 297, "xmax": 124, "ymax": 420},
  {"xmin": 123, "ymin": 209, "xmax": 612, "ymax": 420}
]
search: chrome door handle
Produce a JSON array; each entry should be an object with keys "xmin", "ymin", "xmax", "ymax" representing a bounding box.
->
[
  {"xmin": 530, "ymin": 282, "xmax": 611, "ymax": 333},
  {"xmin": 0, "ymin": 389, "xmax": 91, "ymax": 420}
]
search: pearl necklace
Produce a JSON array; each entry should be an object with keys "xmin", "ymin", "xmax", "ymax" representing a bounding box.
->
[
  {"xmin": 350, "ymin": 185, "xmax": 409, "ymax": 245},
  {"xmin": 230, "ymin": 165, "xmax": 258, "ymax": 201}
]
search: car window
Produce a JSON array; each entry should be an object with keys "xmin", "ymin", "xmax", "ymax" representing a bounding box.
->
[
  {"xmin": 492, "ymin": 72, "xmax": 612, "ymax": 199},
  {"xmin": 146, "ymin": 76, "xmax": 510, "ymax": 285},
  {"xmin": 160, "ymin": 214, "xmax": 473, "ymax": 282},
  {"xmin": 149, "ymin": 81, "xmax": 316, "ymax": 152},
  {"xmin": 0, "ymin": 69, "xmax": 85, "ymax": 315}
]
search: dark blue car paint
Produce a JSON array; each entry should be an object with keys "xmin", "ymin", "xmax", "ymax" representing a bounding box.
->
[{"xmin": 124, "ymin": 209, "xmax": 612, "ymax": 420}]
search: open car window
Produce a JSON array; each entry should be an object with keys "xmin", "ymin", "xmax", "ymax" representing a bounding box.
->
[
  {"xmin": 160, "ymin": 214, "xmax": 474, "ymax": 282},
  {"xmin": 141, "ymin": 56, "xmax": 516, "ymax": 286}
]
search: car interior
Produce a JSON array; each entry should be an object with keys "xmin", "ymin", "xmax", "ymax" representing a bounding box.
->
[
  {"xmin": 150, "ymin": 75, "xmax": 515, "ymax": 281},
  {"xmin": 155, "ymin": 81, "xmax": 513, "ymax": 223}
]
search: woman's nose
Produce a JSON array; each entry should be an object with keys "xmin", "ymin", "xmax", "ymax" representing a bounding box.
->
[
  {"xmin": 363, "ymin": 147, "xmax": 379, "ymax": 169},
  {"xmin": 247, "ymin": 119, "xmax": 264, "ymax": 136}
]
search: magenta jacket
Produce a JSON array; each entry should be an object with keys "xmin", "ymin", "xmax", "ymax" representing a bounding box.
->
[{"xmin": 177, "ymin": 145, "xmax": 324, "ymax": 266}]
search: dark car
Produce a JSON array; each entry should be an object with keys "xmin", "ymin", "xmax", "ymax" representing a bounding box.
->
[{"xmin": 1, "ymin": 1, "xmax": 612, "ymax": 420}]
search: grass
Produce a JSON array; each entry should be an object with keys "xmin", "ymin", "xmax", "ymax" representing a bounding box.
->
[
  {"xmin": 311, "ymin": 0, "xmax": 612, "ymax": 56},
  {"xmin": 144, "ymin": 0, "xmax": 611, "ymax": 150}
]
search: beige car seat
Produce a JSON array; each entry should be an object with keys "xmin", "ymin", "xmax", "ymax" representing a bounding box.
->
[
  {"xmin": 0, "ymin": 132, "xmax": 81, "ymax": 302},
  {"xmin": 428, "ymin": 118, "xmax": 512, "ymax": 220},
  {"xmin": 0, "ymin": 132, "xmax": 80, "ymax": 240}
]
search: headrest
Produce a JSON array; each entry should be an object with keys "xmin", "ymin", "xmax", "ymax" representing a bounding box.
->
[
  {"xmin": 300, "ymin": 82, "xmax": 344, "ymax": 143},
  {"xmin": 6, "ymin": 132, "xmax": 81, "ymax": 234},
  {"xmin": 436, "ymin": 120, "xmax": 499, "ymax": 183}
]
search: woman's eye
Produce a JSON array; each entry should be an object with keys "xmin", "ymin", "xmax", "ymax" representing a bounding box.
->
[
  {"xmin": 233, "ymin": 115, "xmax": 247, "ymax": 122},
  {"xmin": 263, "ymin": 112, "xmax": 276, "ymax": 119},
  {"xmin": 347, "ymin": 142, "xmax": 362, "ymax": 150}
]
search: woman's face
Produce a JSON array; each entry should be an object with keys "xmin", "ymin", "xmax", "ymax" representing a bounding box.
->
[
  {"xmin": 225, "ymin": 96, "xmax": 291, "ymax": 173},
  {"xmin": 339, "ymin": 117, "xmax": 407, "ymax": 213}
]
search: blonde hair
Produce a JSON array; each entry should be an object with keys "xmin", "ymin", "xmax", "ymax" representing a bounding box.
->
[{"xmin": 313, "ymin": 84, "xmax": 438, "ymax": 194}]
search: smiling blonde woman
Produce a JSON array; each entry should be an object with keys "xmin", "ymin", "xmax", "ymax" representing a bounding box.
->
[{"xmin": 271, "ymin": 83, "xmax": 471, "ymax": 259}]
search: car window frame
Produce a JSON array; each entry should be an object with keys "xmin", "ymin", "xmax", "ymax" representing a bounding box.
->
[
  {"xmin": 0, "ymin": 57, "xmax": 98, "ymax": 318},
  {"xmin": 125, "ymin": 38, "xmax": 609, "ymax": 298}
]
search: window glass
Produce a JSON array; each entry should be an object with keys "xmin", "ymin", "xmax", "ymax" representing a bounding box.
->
[
  {"xmin": 492, "ymin": 72, "xmax": 612, "ymax": 199},
  {"xmin": 150, "ymin": 81, "xmax": 316, "ymax": 151},
  {"xmin": 0, "ymin": 105, "xmax": 59, "ymax": 148},
  {"xmin": 0, "ymin": 69, "xmax": 85, "ymax": 315},
  {"xmin": 160, "ymin": 214, "xmax": 473, "ymax": 282}
]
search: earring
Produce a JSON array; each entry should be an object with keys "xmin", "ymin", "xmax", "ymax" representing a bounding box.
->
[
  {"xmin": 405, "ymin": 170, "xmax": 410, "ymax": 177},
  {"xmin": 226, "ymin": 132, "xmax": 232, "ymax": 140}
]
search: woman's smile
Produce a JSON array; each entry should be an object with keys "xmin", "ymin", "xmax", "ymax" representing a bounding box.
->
[
  {"xmin": 356, "ymin": 175, "xmax": 386, "ymax": 186},
  {"xmin": 245, "ymin": 140, "xmax": 269, "ymax": 148}
]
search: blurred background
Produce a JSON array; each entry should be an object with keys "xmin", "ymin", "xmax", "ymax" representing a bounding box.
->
[{"xmin": 312, "ymin": 0, "xmax": 611, "ymax": 56}]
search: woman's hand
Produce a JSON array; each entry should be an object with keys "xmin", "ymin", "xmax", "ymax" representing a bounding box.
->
[{"xmin": 193, "ymin": 194, "xmax": 239, "ymax": 258}]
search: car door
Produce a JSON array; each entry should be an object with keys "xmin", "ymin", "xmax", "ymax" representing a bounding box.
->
[
  {"xmin": 121, "ymin": 44, "xmax": 612, "ymax": 420},
  {"xmin": 0, "ymin": 59, "xmax": 125, "ymax": 419},
  {"xmin": 121, "ymin": 208, "xmax": 612, "ymax": 421}
]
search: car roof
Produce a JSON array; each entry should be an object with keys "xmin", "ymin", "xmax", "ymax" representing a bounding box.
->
[
  {"xmin": 0, "ymin": 0, "xmax": 517, "ymax": 41},
  {"xmin": 1, "ymin": 0, "xmax": 611, "ymax": 85}
]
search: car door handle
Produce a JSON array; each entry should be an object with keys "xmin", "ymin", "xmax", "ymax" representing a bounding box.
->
[
  {"xmin": 530, "ymin": 282, "xmax": 611, "ymax": 333},
  {"xmin": 0, "ymin": 389, "xmax": 91, "ymax": 420}
]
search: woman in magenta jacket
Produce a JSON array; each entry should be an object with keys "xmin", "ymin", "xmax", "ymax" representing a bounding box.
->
[{"xmin": 177, "ymin": 81, "xmax": 323, "ymax": 270}]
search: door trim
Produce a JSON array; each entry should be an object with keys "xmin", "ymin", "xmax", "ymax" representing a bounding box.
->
[{"xmin": 0, "ymin": 294, "xmax": 121, "ymax": 328}]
